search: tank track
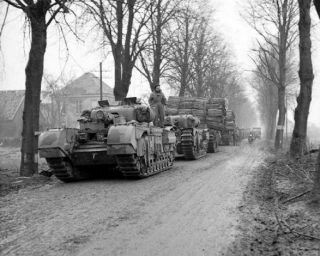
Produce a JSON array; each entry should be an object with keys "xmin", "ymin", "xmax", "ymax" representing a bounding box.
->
[
  {"xmin": 207, "ymin": 134, "xmax": 217, "ymax": 153},
  {"xmin": 116, "ymin": 153, "xmax": 174, "ymax": 178},
  {"xmin": 46, "ymin": 158, "xmax": 82, "ymax": 182},
  {"xmin": 181, "ymin": 130, "xmax": 207, "ymax": 160}
]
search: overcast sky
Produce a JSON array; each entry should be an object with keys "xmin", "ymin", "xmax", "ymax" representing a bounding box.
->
[{"xmin": 1, "ymin": 0, "xmax": 319, "ymax": 126}]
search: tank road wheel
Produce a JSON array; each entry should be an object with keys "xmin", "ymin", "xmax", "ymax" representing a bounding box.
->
[
  {"xmin": 115, "ymin": 134, "xmax": 174, "ymax": 178},
  {"xmin": 137, "ymin": 156, "xmax": 149, "ymax": 177},
  {"xmin": 46, "ymin": 158, "xmax": 81, "ymax": 182}
]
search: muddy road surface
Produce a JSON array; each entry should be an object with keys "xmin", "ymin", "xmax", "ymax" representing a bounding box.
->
[{"xmin": 0, "ymin": 144, "xmax": 266, "ymax": 256}]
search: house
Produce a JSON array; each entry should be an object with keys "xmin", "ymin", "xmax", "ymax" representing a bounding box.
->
[
  {"xmin": 0, "ymin": 90, "xmax": 25, "ymax": 139},
  {"xmin": 0, "ymin": 90, "xmax": 48, "ymax": 140},
  {"xmin": 0, "ymin": 73, "xmax": 115, "ymax": 139},
  {"xmin": 61, "ymin": 72, "xmax": 115, "ymax": 127}
]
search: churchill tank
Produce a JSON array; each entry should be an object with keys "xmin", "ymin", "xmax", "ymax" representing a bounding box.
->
[
  {"xmin": 38, "ymin": 98, "xmax": 176, "ymax": 181},
  {"xmin": 106, "ymin": 98, "xmax": 176, "ymax": 177},
  {"xmin": 165, "ymin": 115, "xmax": 209, "ymax": 160}
]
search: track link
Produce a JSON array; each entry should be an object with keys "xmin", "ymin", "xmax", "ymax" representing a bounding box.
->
[
  {"xmin": 181, "ymin": 130, "xmax": 207, "ymax": 160},
  {"xmin": 46, "ymin": 158, "xmax": 79, "ymax": 182},
  {"xmin": 116, "ymin": 153, "xmax": 174, "ymax": 178}
]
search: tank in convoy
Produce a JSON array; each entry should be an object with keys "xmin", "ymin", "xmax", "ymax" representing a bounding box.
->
[
  {"xmin": 166, "ymin": 96, "xmax": 221, "ymax": 154},
  {"xmin": 38, "ymin": 97, "xmax": 176, "ymax": 182},
  {"xmin": 165, "ymin": 115, "xmax": 209, "ymax": 160}
]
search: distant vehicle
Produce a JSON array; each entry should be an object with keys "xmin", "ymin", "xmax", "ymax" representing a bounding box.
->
[
  {"xmin": 165, "ymin": 115, "xmax": 209, "ymax": 159},
  {"xmin": 166, "ymin": 96, "xmax": 221, "ymax": 153},
  {"xmin": 252, "ymin": 127, "xmax": 262, "ymax": 139},
  {"xmin": 248, "ymin": 133, "xmax": 255, "ymax": 144}
]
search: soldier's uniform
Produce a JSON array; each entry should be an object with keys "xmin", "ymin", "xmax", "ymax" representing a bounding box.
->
[{"xmin": 149, "ymin": 89, "xmax": 167, "ymax": 127}]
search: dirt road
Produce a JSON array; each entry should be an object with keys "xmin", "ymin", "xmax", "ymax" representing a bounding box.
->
[{"xmin": 0, "ymin": 144, "xmax": 265, "ymax": 256}]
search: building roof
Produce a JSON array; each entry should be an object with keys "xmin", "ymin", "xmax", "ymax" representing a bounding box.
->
[
  {"xmin": 0, "ymin": 90, "xmax": 25, "ymax": 121},
  {"xmin": 63, "ymin": 72, "xmax": 114, "ymax": 99}
]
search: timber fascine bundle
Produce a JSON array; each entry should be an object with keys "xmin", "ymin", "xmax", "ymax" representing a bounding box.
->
[
  {"xmin": 166, "ymin": 96, "xmax": 180, "ymax": 115},
  {"xmin": 225, "ymin": 110, "xmax": 236, "ymax": 130},
  {"xmin": 179, "ymin": 97, "xmax": 207, "ymax": 124},
  {"xmin": 166, "ymin": 96, "xmax": 229, "ymax": 131},
  {"xmin": 206, "ymin": 98, "xmax": 227, "ymax": 130}
]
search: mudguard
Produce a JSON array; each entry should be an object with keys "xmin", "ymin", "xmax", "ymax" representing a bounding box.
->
[
  {"xmin": 38, "ymin": 128, "xmax": 78, "ymax": 158},
  {"xmin": 106, "ymin": 125, "xmax": 148, "ymax": 155}
]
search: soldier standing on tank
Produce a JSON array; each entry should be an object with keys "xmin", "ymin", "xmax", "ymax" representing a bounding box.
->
[{"xmin": 149, "ymin": 85, "xmax": 167, "ymax": 127}]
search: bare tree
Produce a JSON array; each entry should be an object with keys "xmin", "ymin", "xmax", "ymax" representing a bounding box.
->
[
  {"xmin": 0, "ymin": 0, "xmax": 71, "ymax": 176},
  {"xmin": 166, "ymin": 1, "xmax": 230, "ymax": 98},
  {"xmin": 311, "ymin": 0, "xmax": 320, "ymax": 205},
  {"xmin": 82, "ymin": 0, "xmax": 154, "ymax": 100},
  {"xmin": 166, "ymin": 0, "xmax": 245, "ymax": 108},
  {"xmin": 231, "ymin": 97, "xmax": 258, "ymax": 129},
  {"xmin": 42, "ymin": 74, "xmax": 72, "ymax": 128},
  {"xmin": 290, "ymin": 0, "xmax": 315, "ymax": 156},
  {"xmin": 252, "ymin": 71, "xmax": 278, "ymax": 140},
  {"xmin": 192, "ymin": 16, "xmax": 212, "ymax": 97},
  {"xmin": 165, "ymin": 0, "xmax": 201, "ymax": 96},
  {"xmin": 245, "ymin": 0, "xmax": 298, "ymax": 149},
  {"xmin": 205, "ymin": 50, "xmax": 238, "ymax": 99},
  {"xmin": 136, "ymin": 0, "xmax": 179, "ymax": 91}
]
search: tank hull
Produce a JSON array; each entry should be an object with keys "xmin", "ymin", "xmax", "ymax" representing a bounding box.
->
[
  {"xmin": 38, "ymin": 128, "xmax": 117, "ymax": 182},
  {"xmin": 38, "ymin": 98, "xmax": 168, "ymax": 182},
  {"xmin": 166, "ymin": 115, "xmax": 209, "ymax": 160},
  {"xmin": 107, "ymin": 124, "xmax": 176, "ymax": 177}
]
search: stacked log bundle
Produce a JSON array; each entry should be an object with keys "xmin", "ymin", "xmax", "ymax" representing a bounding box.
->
[
  {"xmin": 225, "ymin": 110, "xmax": 236, "ymax": 130},
  {"xmin": 191, "ymin": 98, "xmax": 207, "ymax": 124},
  {"xmin": 166, "ymin": 96, "xmax": 180, "ymax": 115},
  {"xmin": 166, "ymin": 96, "xmax": 231, "ymax": 131},
  {"xmin": 166, "ymin": 97, "xmax": 207, "ymax": 125},
  {"xmin": 178, "ymin": 97, "xmax": 194, "ymax": 115},
  {"xmin": 206, "ymin": 98, "xmax": 227, "ymax": 130}
]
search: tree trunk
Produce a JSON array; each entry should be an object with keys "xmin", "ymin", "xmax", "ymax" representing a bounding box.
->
[
  {"xmin": 274, "ymin": 87, "xmax": 286, "ymax": 149},
  {"xmin": 20, "ymin": 16, "xmax": 47, "ymax": 176},
  {"xmin": 266, "ymin": 109, "xmax": 277, "ymax": 140},
  {"xmin": 195, "ymin": 20, "xmax": 205, "ymax": 97},
  {"xmin": 179, "ymin": 15, "xmax": 189, "ymax": 97},
  {"xmin": 152, "ymin": 0, "xmax": 162, "ymax": 91},
  {"xmin": 113, "ymin": 0, "xmax": 136, "ymax": 101},
  {"xmin": 275, "ymin": 5, "xmax": 288, "ymax": 150},
  {"xmin": 121, "ymin": 64, "xmax": 133, "ymax": 99},
  {"xmin": 113, "ymin": 0, "xmax": 124, "ymax": 101},
  {"xmin": 290, "ymin": 0, "xmax": 313, "ymax": 157},
  {"xmin": 314, "ymin": 0, "xmax": 320, "ymax": 18}
]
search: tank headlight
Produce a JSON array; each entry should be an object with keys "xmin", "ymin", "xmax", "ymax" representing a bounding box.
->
[{"xmin": 96, "ymin": 110, "xmax": 104, "ymax": 120}]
